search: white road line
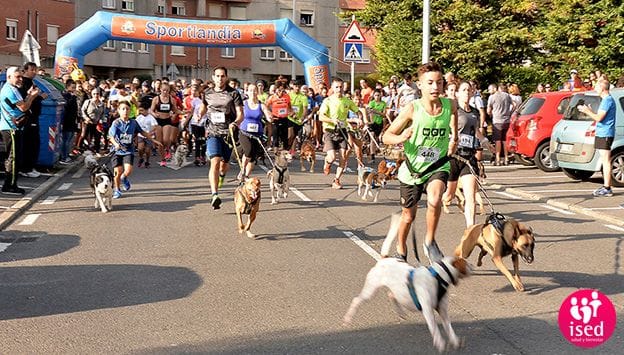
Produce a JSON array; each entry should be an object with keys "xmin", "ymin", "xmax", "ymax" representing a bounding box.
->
[
  {"xmin": 541, "ymin": 204, "xmax": 575, "ymax": 215},
  {"xmin": 587, "ymin": 206, "xmax": 624, "ymax": 211},
  {"xmin": 57, "ymin": 183, "xmax": 72, "ymax": 191},
  {"xmin": 0, "ymin": 242, "xmax": 12, "ymax": 252},
  {"xmin": 343, "ymin": 231, "xmax": 381, "ymax": 261},
  {"xmin": 258, "ymin": 164, "xmax": 313, "ymax": 202},
  {"xmin": 525, "ymin": 189, "xmax": 622, "ymax": 193},
  {"xmin": 40, "ymin": 196, "xmax": 59, "ymax": 205},
  {"xmin": 72, "ymin": 168, "xmax": 86, "ymax": 179},
  {"xmin": 604, "ymin": 225, "xmax": 624, "ymax": 233},
  {"xmin": 19, "ymin": 214, "xmax": 41, "ymax": 226},
  {"xmin": 494, "ymin": 191, "xmax": 522, "ymax": 200},
  {"xmin": 489, "ymin": 175, "xmax": 566, "ymax": 180}
]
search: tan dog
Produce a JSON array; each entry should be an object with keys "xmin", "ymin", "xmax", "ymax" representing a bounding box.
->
[
  {"xmin": 299, "ymin": 140, "xmax": 316, "ymax": 173},
  {"xmin": 454, "ymin": 218, "xmax": 535, "ymax": 292},
  {"xmin": 234, "ymin": 177, "xmax": 261, "ymax": 239}
]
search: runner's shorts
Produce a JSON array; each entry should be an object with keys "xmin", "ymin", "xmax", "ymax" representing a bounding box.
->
[
  {"xmin": 207, "ymin": 136, "xmax": 232, "ymax": 162},
  {"xmin": 399, "ymin": 171, "xmax": 449, "ymax": 208},
  {"xmin": 323, "ymin": 129, "xmax": 347, "ymax": 152}
]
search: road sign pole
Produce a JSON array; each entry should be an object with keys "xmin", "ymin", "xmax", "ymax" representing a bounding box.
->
[
  {"xmin": 422, "ymin": 0, "xmax": 430, "ymax": 63},
  {"xmin": 350, "ymin": 62, "xmax": 355, "ymax": 95}
]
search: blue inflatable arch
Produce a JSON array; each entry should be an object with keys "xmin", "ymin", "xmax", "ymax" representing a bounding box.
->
[{"xmin": 54, "ymin": 11, "xmax": 330, "ymax": 88}]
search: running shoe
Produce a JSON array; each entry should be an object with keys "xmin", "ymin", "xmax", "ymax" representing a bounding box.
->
[
  {"xmin": 218, "ymin": 174, "xmax": 225, "ymax": 188},
  {"xmin": 121, "ymin": 175, "xmax": 131, "ymax": 191},
  {"xmin": 392, "ymin": 252, "xmax": 407, "ymax": 262},
  {"xmin": 138, "ymin": 158, "xmax": 144, "ymax": 168},
  {"xmin": 159, "ymin": 160, "xmax": 167, "ymax": 167},
  {"xmin": 1, "ymin": 186, "xmax": 25, "ymax": 195},
  {"xmin": 423, "ymin": 241, "xmax": 444, "ymax": 264},
  {"xmin": 200, "ymin": 156, "xmax": 206, "ymax": 165},
  {"xmin": 592, "ymin": 186, "xmax": 613, "ymax": 197},
  {"xmin": 144, "ymin": 161, "xmax": 151, "ymax": 168},
  {"xmin": 165, "ymin": 151, "xmax": 172, "ymax": 161},
  {"xmin": 193, "ymin": 159, "xmax": 200, "ymax": 166},
  {"xmin": 112, "ymin": 189, "xmax": 122, "ymax": 199},
  {"xmin": 331, "ymin": 178, "xmax": 343, "ymax": 189},
  {"xmin": 323, "ymin": 161, "xmax": 331, "ymax": 175},
  {"xmin": 211, "ymin": 194, "xmax": 222, "ymax": 209}
]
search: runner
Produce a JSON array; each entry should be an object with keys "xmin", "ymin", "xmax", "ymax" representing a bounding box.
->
[
  {"xmin": 150, "ymin": 82, "xmax": 182, "ymax": 167},
  {"xmin": 365, "ymin": 89, "xmax": 387, "ymax": 162},
  {"xmin": 265, "ymin": 82, "xmax": 292, "ymax": 151},
  {"xmin": 287, "ymin": 80, "xmax": 309, "ymax": 154},
  {"xmin": 238, "ymin": 83, "xmax": 271, "ymax": 180},
  {"xmin": 318, "ymin": 77, "xmax": 363, "ymax": 189},
  {"xmin": 199, "ymin": 67, "xmax": 244, "ymax": 210},
  {"xmin": 382, "ymin": 61, "xmax": 458, "ymax": 263}
]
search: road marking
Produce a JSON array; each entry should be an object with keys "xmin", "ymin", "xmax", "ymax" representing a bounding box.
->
[
  {"xmin": 343, "ymin": 231, "xmax": 381, "ymax": 261},
  {"xmin": 41, "ymin": 196, "xmax": 59, "ymax": 205},
  {"xmin": 494, "ymin": 191, "xmax": 522, "ymax": 199},
  {"xmin": 587, "ymin": 206, "xmax": 624, "ymax": 210},
  {"xmin": 604, "ymin": 225, "xmax": 624, "ymax": 232},
  {"xmin": 541, "ymin": 204, "xmax": 575, "ymax": 215},
  {"xmin": 0, "ymin": 242, "xmax": 11, "ymax": 252},
  {"xmin": 258, "ymin": 164, "xmax": 313, "ymax": 202},
  {"xmin": 489, "ymin": 175, "xmax": 566, "ymax": 180},
  {"xmin": 525, "ymin": 189, "xmax": 622, "ymax": 193},
  {"xmin": 57, "ymin": 183, "xmax": 72, "ymax": 191},
  {"xmin": 72, "ymin": 168, "xmax": 86, "ymax": 179},
  {"xmin": 19, "ymin": 214, "xmax": 41, "ymax": 226}
]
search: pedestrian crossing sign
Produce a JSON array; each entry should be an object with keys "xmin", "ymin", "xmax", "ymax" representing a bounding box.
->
[{"xmin": 344, "ymin": 43, "xmax": 363, "ymax": 62}]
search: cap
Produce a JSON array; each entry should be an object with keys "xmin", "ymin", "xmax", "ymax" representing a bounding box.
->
[
  {"xmin": 142, "ymin": 81, "xmax": 150, "ymax": 87},
  {"xmin": 570, "ymin": 69, "xmax": 578, "ymax": 74}
]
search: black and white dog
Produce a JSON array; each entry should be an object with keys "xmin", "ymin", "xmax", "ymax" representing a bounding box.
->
[
  {"xmin": 267, "ymin": 150, "xmax": 292, "ymax": 205},
  {"xmin": 90, "ymin": 164, "xmax": 114, "ymax": 213}
]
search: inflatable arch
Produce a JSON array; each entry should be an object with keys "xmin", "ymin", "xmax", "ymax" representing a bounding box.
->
[{"xmin": 54, "ymin": 11, "xmax": 330, "ymax": 88}]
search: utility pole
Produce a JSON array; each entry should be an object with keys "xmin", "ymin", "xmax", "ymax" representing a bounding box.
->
[
  {"xmin": 291, "ymin": 0, "xmax": 297, "ymax": 81},
  {"xmin": 163, "ymin": 2, "xmax": 167, "ymax": 78},
  {"xmin": 422, "ymin": 0, "xmax": 430, "ymax": 63}
]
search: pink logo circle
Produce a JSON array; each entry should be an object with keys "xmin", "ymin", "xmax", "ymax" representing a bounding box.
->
[{"xmin": 558, "ymin": 289, "xmax": 617, "ymax": 348}]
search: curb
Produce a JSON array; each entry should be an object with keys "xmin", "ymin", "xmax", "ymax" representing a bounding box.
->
[
  {"xmin": 484, "ymin": 183, "xmax": 624, "ymax": 227},
  {"xmin": 0, "ymin": 160, "xmax": 83, "ymax": 231}
]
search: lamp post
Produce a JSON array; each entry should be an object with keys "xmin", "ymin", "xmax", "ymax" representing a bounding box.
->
[
  {"xmin": 291, "ymin": 0, "xmax": 296, "ymax": 81},
  {"xmin": 162, "ymin": 2, "xmax": 167, "ymax": 78},
  {"xmin": 422, "ymin": 0, "xmax": 430, "ymax": 63}
]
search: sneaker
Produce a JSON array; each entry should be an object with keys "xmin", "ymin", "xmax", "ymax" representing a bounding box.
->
[
  {"xmin": 144, "ymin": 161, "xmax": 151, "ymax": 168},
  {"xmin": 211, "ymin": 194, "xmax": 222, "ymax": 209},
  {"xmin": 165, "ymin": 151, "xmax": 172, "ymax": 161},
  {"xmin": 121, "ymin": 175, "xmax": 131, "ymax": 191},
  {"xmin": 59, "ymin": 158, "xmax": 72, "ymax": 165},
  {"xmin": 423, "ymin": 241, "xmax": 444, "ymax": 264},
  {"xmin": 159, "ymin": 160, "xmax": 167, "ymax": 167},
  {"xmin": 112, "ymin": 189, "xmax": 122, "ymax": 199},
  {"xmin": 200, "ymin": 156, "xmax": 207, "ymax": 166},
  {"xmin": 1, "ymin": 186, "xmax": 25, "ymax": 195},
  {"xmin": 392, "ymin": 252, "xmax": 407, "ymax": 262},
  {"xmin": 331, "ymin": 178, "xmax": 343, "ymax": 189},
  {"xmin": 138, "ymin": 158, "xmax": 144, "ymax": 168},
  {"xmin": 194, "ymin": 159, "xmax": 200, "ymax": 166},
  {"xmin": 592, "ymin": 186, "xmax": 613, "ymax": 197},
  {"xmin": 323, "ymin": 161, "xmax": 331, "ymax": 175},
  {"xmin": 218, "ymin": 174, "xmax": 225, "ymax": 188}
]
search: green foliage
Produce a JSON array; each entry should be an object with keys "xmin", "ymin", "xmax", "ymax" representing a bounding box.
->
[{"xmin": 346, "ymin": 0, "xmax": 624, "ymax": 92}]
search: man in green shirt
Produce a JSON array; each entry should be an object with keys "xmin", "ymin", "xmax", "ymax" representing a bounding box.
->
[
  {"xmin": 382, "ymin": 62, "xmax": 458, "ymax": 263},
  {"xmin": 288, "ymin": 80, "xmax": 309, "ymax": 153},
  {"xmin": 366, "ymin": 89, "xmax": 387, "ymax": 162},
  {"xmin": 319, "ymin": 77, "xmax": 362, "ymax": 189}
]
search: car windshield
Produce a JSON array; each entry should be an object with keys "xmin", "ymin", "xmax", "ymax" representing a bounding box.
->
[
  {"xmin": 563, "ymin": 94, "xmax": 602, "ymax": 121},
  {"xmin": 518, "ymin": 97, "xmax": 545, "ymax": 115}
]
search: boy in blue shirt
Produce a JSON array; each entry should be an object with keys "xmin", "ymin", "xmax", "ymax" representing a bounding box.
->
[
  {"xmin": 578, "ymin": 78, "xmax": 616, "ymax": 197},
  {"xmin": 108, "ymin": 100, "xmax": 162, "ymax": 198}
]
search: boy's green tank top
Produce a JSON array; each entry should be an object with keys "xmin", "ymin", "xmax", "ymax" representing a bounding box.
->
[{"xmin": 397, "ymin": 97, "xmax": 452, "ymax": 185}]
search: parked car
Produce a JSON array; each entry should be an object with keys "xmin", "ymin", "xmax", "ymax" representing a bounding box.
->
[
  {"xmin": 506, "ymin": 91, "xmax": 574, "ymax": 172},
  {"xmin": 550, "ymin": 88, "xmax": 624, "ymax": 187}
]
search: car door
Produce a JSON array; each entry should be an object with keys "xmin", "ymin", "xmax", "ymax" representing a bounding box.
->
[{"xmin": 552, "ymin": 93, "xmax": 602, "ymax": 164}]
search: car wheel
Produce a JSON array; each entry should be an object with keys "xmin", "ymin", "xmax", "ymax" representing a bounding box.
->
[
  {"xmin": 534, "ymin": 141, "xmax": 560, "ymax": 172},
  {"xmin": 610, "ymin": 150, "xmax": 624, "ymax": 187},
  {"xmin": 514, "ymin": 153, "xmax": 535, "ymax": 166},
  {"xmin": 562, "ymin": 168, "xmax": 594, "ymax": 181}
]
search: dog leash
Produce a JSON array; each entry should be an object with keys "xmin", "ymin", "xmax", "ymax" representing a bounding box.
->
[
  {"xmin": 450, "ymin": 154, "xmax": 495, "ymax": 214},
  {"xmin": 228, "ymin": 125, "xmax": 244, "ymax": 172},
  {"xmin": 336, "ymin": 126, "xmax": 365, "ymax": 167},
  {"xmin": 250, "ymin": 134, "xmax": 277, "ymax": 171}
]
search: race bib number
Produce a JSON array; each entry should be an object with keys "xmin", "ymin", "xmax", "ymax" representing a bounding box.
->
[
  {"xmin": 159, "ymin": 103, "xmax": 171, "ymax": 112},
  {"xmin": 247, "ymin": 123, "xmax": 259, "ymax": 133},
  {"xmin": 292, "ymin": 106, "xmax": 300, "ymax": 114},
  {"xmin": 278, "ymin": 108, "xmax": 287, "ymax": 116},
  {"xmin": 415, "ymin": 146, "xmax": 440, "ymax": 163},
  {"xmin": 119, "ymin": 133, "xmax": 132, "ymax": 145},
  {"xmin": 211, "ymin": 112, "xmax": 226, "ymax": 123},
  {"xmin": 458, "ymin": 133, "xmax": 475, "ymax": 148}
]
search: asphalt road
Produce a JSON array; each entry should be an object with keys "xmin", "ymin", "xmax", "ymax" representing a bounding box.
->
[{"xmin": 0, "ymin": 157, "xmax": 622, "ymax": 354}]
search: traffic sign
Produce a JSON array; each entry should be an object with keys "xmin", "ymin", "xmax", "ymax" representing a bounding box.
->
[
  {"xmin": 344, "ymin": 43, "xmax": 364, "ymax": 62},
  {"xmin": 341, "ymin": 20, "xmax": 366, "ymax": 43},
  {"xmin": 19, "ymin": 30, "xmax": 41, "ymax": 66}
]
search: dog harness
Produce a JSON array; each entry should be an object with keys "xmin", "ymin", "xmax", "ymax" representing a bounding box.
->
[
  {"xmin": 407, "ymin": 262, "xmax": 456, "ymax": 312},
  {"xmin": 274, "ymin": 166, "xmax": 287, "ymax": 184}
]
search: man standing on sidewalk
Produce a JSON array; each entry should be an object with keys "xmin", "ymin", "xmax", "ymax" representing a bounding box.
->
[
  {"xmin": 578, "ymin": 78, "xmax": 616, "ymax": 197},
  {"xmin": 18, "ymin": 62, "xmax": 45, "ymax": 178},
  {"xmin": 0, "ymin": 67, "xmax": 40, "ymax": 195}
]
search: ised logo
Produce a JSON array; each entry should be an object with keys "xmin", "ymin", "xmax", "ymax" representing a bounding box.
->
[{"xmin": 558, "ymin": 289, "xmax": 616, "ymax": 348}]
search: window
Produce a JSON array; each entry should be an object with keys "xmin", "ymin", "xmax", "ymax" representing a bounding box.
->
[
  {"xmin": 172, "ymin": 1, "xmax": 185, "ymax": 16},
  {"xmin": 6, "ymin": 19, "xmax": 17, "ymax": 41},
  {"xmin": 208, "ymin": 4, "xmax": 223, "ymax": 18},
  {"xmin": 121, "ymin": 0, "xmax": 134, "ymax": 11},
  {"xmin": 46, "ymin": 25, "xmax": 59, "ymax": 45},
  {"xmin": 229, "ymin": 6, "xmax": 246, "ymax": 20},
  {"xmin": 279, "ymin": 50, "xmax": 293, "ymax": 62},
  {"xmin": 138, "ymin": 42, "xmax": 149, "ymax": 53},
  {"xmin": 361, "ymin": 46, "xmax": 371, "ymax": 63},
  {"xmin": 260, "ymin": 47, "xmax": 275, "ymax": 60},
  {"xmin": 300, "ymin": 10, "xmax": 314, "ymax": 26},
  {"xmin": 102, "ymin": 0, "xmax": 115, "ymax": 9},
  {"xmin": 171, "ymin": 45, "xmax": 185, "ymax": 56},
  {"xmin": 157, "ymin": 0, "xmax": 165, "ymax": 14},
  {"xmin": 221, "ymin": 47, "xmax": 235, "ymax": 58},
  {"xmin": 103, "ymin": 40, "xmax": 115, "ymax": 50},
  {"xmin": 121, "ymin": 41, "xmax": 134, "ymax": 52}
]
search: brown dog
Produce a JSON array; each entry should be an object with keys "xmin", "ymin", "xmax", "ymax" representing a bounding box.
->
[
  {"xmin": 377, "ymin": 158, "xmax": 402, "ymax": 180},
  {"xmin": 234, "ymin": 177, "xmax": 261, "ymax": 239},
  {"xmin": 299, "ymin": 139, "xmax": 316, "ymax": 173},
  {"xmin": 454, "ymin": 218, "xmax": 535, "ymax": 292}
]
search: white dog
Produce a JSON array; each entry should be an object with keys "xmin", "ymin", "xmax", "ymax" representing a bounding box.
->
[
  {"xmin": 343, "ymin": 216, "xmax": 470, "ymax": 352},
  {"xmin": 84, "ymin": 150, "xmax": 98, "ymax": 170},
  {"xmin": 90, "ymin": 164, "xmax": 113, "ymax": 213},
  {"xmin": 267, "ymin": 150, "xmax": 292, "ymax": 204},
  {"xmin": 174, "ymin": 145, "xmax": 189, "ymax": 167}
]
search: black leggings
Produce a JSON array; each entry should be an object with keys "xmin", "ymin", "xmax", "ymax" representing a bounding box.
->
[
  {"xmin": 191, "ymin": 125, "xmax": 206, "ymax": 158},
  {"xmin": 272, "ymin": 119, "xmax": 289, "ymax": 149}
]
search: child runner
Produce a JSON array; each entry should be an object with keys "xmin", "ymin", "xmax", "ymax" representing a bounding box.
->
[{"xmin": 135, "ymin": 104, "xmax": 158, "ymax": 168}]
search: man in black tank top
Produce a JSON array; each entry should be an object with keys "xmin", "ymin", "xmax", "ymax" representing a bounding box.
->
[{"xmin": 199, "ymin": 67, "xmax": 244, "ymax": 209}]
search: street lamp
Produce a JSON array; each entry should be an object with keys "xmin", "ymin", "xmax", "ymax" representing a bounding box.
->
[
  {"xmin": 291, "ymin": 0, "xmax": 296, "ymax": 81},
  {"xmin": 422, "ymin": 0, "xmax": 430, "ymax": 63}
]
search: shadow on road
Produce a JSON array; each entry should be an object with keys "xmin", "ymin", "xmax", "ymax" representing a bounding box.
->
[
  {"xmin": 0, "ymin": 231, "xmax": 80, "ymax": 262},
  {"xmin": 0, "ymin": 264, "xmax": 202, "ymax": 320}
]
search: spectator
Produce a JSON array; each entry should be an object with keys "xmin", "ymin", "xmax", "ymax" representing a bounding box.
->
[
  {"xmin": 569, "ymin": 69, "xmax": 583, "ymax": 90},
  {"xmin": 487, "ymin": 83, "xmax": 513, "ymax": 165},
  {"xmin": 19, "ymin": 62, "xmax": 45, "ymax": 178},
  {"xmin": 508, "ymin": 84, "xmax": 523, "ymax": 112},
  {"xmin": 536, "ymin": 83, "xmax": 545, "ymax": 93},
  {"xmin": 359, "ymin": 79, "xmax": 373, "ymax": 104},
  {"xmin": 60, "ymin": 79, "xmax": 79, "ymax": 164},
  {"xmin": 544, "ymin": 83, "xmax": 552, "ymax": 92}
]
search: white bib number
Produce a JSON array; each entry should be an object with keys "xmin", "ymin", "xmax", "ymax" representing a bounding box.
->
[
  {"xmin": 278, "ymin": 108, "xmax": 287, "ymax": 116},
  {"xmin": 247, "ymin": 123, "xmax": 259, "ymax": 133},
  {"xmin": 415, "ymin": 146, "xmax": 440, "ymax": 163},
  {"xmin": 458, "ymin": 133, "xmax": 475, "ymax": 148},
  {"xmin": 211, "ymin": 112, "xmax": 226, "ymax": 123},
  {"xmin": 159, "ymin": 103, "xmax": 170, "ymax": 112},
  {"xmin": 119, "ymin": 133, "xmax": 132, "ymax": 145},
  {"xmin": 292, "ymin": 106, "xmax": 300, "ymax": 114}
]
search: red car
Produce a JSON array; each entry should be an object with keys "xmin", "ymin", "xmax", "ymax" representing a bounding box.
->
[{"xmin": 506, "ymin": 91, "xmax": 574, "ymax": 172}]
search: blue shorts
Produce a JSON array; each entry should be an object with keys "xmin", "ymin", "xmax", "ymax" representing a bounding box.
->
[{"xmin": 206, "ymin": 136, "xmax": 232, "ymax": 162}]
